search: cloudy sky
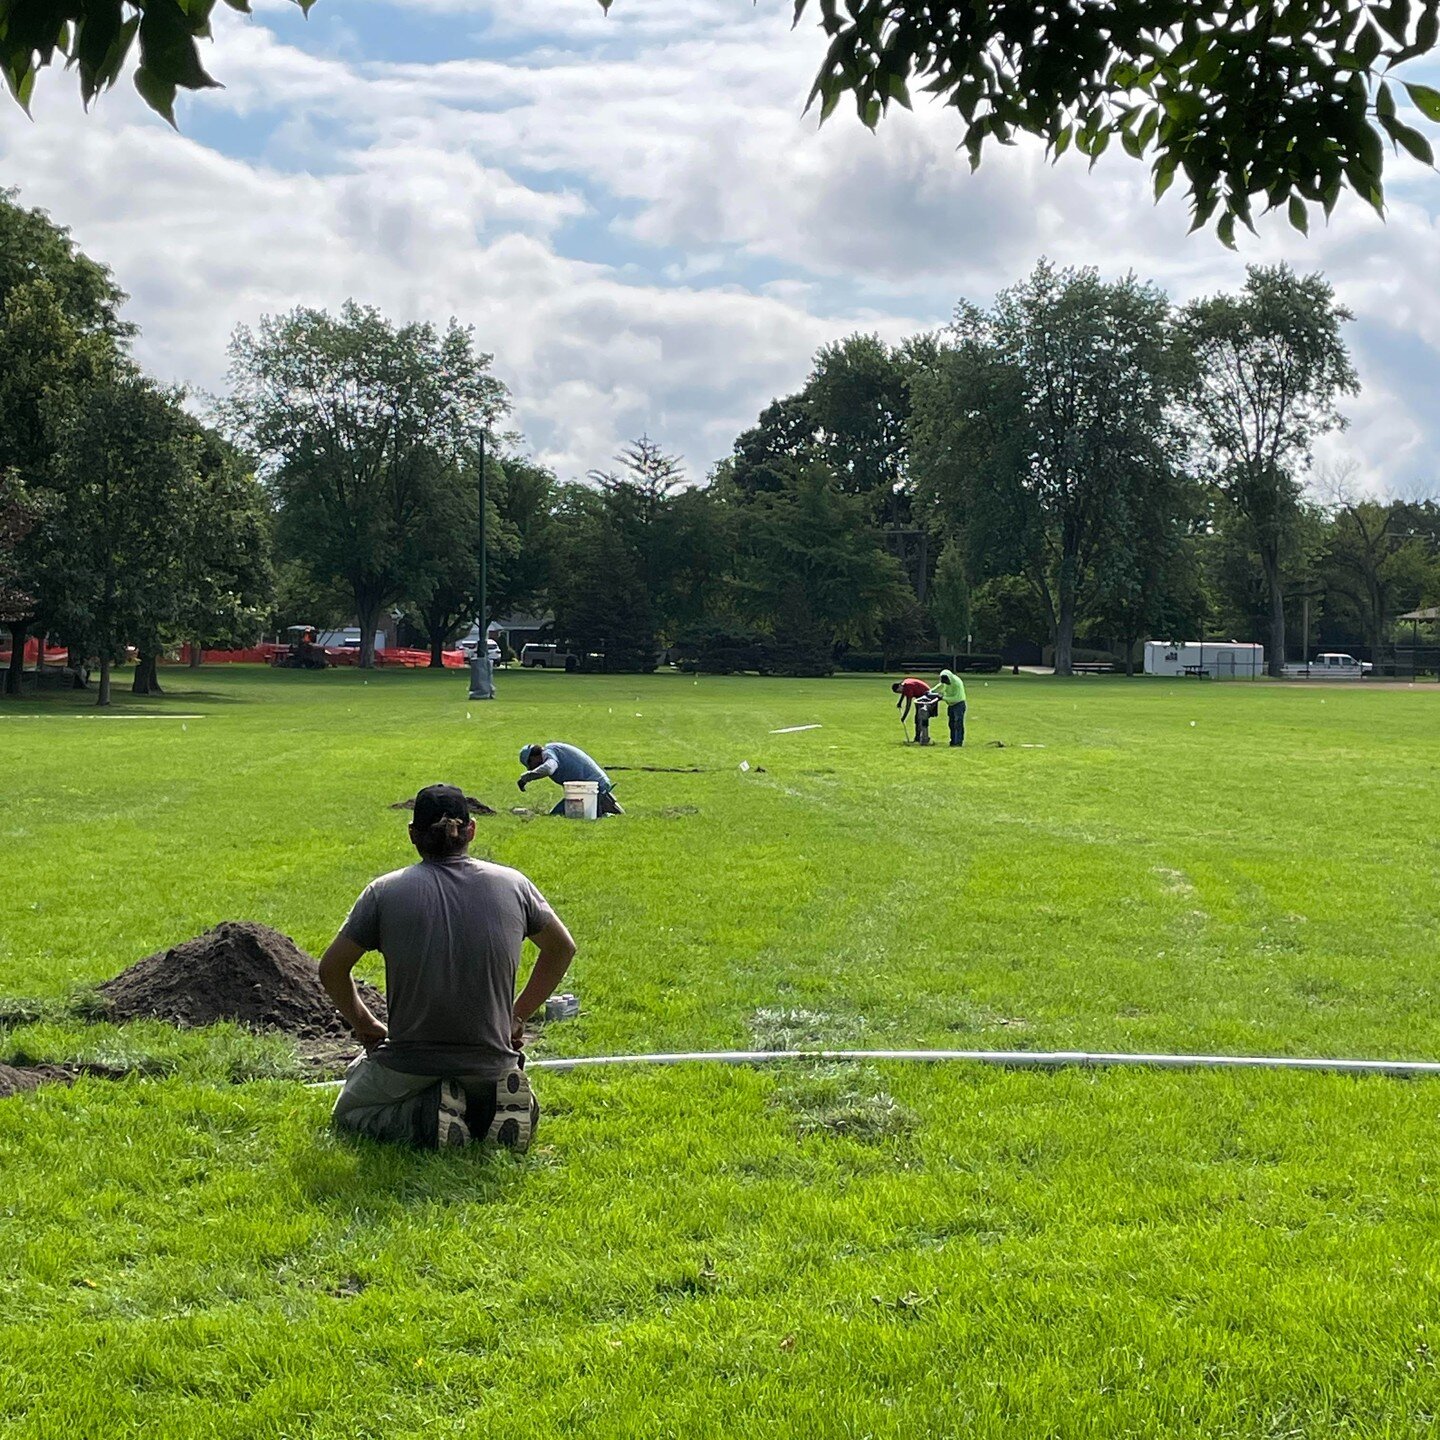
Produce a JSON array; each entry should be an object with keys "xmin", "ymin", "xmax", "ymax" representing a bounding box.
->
[{"xmin": 1, "ymin": 0, "xmax": 1437, "ymax": 492}]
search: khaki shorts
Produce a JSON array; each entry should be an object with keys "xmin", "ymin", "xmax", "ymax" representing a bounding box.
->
[{"xmin": 331, "ymin": 1053, "xmax": 538, "ymax": 1149}]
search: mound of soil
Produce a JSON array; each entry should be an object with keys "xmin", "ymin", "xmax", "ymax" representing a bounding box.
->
[
  {"xmin": 99, "ymin": 921, "xmax": 386, "ymax": 1040},
  {"xmin": 0, "ymin": 1063, "xmax": 74, "ymax": 1098}
]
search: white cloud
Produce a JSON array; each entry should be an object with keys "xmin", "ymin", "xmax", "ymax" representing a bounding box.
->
[{"xmin": 1, "ymin": 0, "xmax": 1438, "ymax": 490}]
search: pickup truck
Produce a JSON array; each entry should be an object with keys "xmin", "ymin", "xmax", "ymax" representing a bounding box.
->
[
  {"xmin": 1282, "ymin": 652, "xmax": 1373, "ymax": 679},
  {"xmin": 520, "ymin": 642, "xmax": 579, "ymax": 671}
]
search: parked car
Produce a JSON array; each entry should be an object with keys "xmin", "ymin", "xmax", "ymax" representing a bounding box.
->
[
  {"xmin": 520, "ymin": 642, "xmax": 578, "ymax": 671},
  {"xmin": 459, "ymin": 636, "xmax": 502, "ymax": 664}
]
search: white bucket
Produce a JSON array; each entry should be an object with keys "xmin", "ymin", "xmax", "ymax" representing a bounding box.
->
[{"xmin": 563, "ymin": 780, "xmax": 599, "ymax": 820}]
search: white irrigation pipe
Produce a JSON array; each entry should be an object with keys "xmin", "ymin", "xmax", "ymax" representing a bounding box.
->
[{"xmin": 305, "ymin": 1047, "xmax": 1440, "ymax": 1088}]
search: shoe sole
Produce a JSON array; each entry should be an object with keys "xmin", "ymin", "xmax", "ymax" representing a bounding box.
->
[
  {"xmin": 485, "ymin": 1066, "xmax": 534, "ymax": 1152},
  {"xmin": 436, "ymin": 1079, "xmax": 471, "ymax": 1148}
]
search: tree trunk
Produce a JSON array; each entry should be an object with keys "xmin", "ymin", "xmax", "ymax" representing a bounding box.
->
[
  {"xmin": 97, "ymin": 655, "xmax": 112, "ymax": 707},
  {"xmin": 1052, "ymin": 551, "xmax": 1077, "ymax": 676},
  {"xmin": 1261, "ymin": 544, "xmax": 1285, "ymax": 677},
  {"xmin": 132, "ymin": 653, "xmax": 164, "ymax": 695},
  {"xmin": 1366, "ymin": 581, "xmax": 1384, "ymax": 669},
  {"xmin": 4, "ymin": 621, "xmax": 26, "ymax": 697},
  {"xmin": 1054, "ymin": 607, "xmax": 1075, "ymax": 675},
  {"xmin": 189, "ymin": 638, "xmax": 203, "ymax": 669},
  {"xmin": 356, "ymin": 592, "xmax": 381, "ymax": 669},
  {"xmin": 429, "ymin": 633, "xmax": 445, "ymax": 668},
  {"xmin": 1123, "ymin": 637, "xmax": 1136, "ymax": 677}
]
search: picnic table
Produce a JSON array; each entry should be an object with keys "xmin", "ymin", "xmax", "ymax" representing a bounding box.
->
[{"xmin": 1183, "ymin": 664, "xmax": 1210, "ymax": 678}]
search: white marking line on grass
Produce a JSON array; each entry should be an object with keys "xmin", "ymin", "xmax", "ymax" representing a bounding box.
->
[
  {"xmin": 769, "ymin": 724, "xmax": 822, "ymax": 734},
  {"xmin": 305, "ymin": 1047, "xmax": 1440, "ymax": 1088}
]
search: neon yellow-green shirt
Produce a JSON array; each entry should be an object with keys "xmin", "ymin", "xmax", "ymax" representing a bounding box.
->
[{"xmin": 936, "ymin": 670, "xmax": 966, "ymax": 704}]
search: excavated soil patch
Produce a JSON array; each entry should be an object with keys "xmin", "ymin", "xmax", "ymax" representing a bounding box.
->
[
  {"xmin": 388, "ymin": 795, "xmax": 496, "ymax": 815},
  {"xmin": 99, "ymin": 920, "xmax": 386, "ymax": 1040},
  {"xmin": 0, "ymin": 1063, "xmax": 74, "ymax": 1098},
  {"xmin": 606, "ymin": 766, "xmax": 710, "ymax": 773}
]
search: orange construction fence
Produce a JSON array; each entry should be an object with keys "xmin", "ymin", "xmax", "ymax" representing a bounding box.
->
[
  {"xmin": 0, "ymin": 641, "xmax": 469, "ymax": 668},
  {"xmin": 180, "ymin": 643, "xmax": 467, "ymax": 668},
  {"xmin": 0, "ymin": 639, "xmax": 71, "ymax": 665}
]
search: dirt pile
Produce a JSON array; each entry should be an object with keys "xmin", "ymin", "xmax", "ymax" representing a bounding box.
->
[
  {"xmin": 388, "ymin": 795, "xmax": 495, "ymax": 815},
  {"xmin": 99, "ymin": 921, "xmax": 386, "ymax": 1040},
  {"xmin": 0, "ymin": 1063, "xmax": 73, "ymax": 1098}
]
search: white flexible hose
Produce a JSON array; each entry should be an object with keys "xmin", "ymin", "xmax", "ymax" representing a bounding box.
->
[{"xmin": 305, "ymin": 1046, "xmax": 1440, "ymax": 1088}]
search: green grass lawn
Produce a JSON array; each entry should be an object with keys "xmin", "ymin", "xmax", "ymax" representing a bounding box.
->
[{"xmin": 3, "ymin": 666, "xmax": 1439, "ymax": 1437}]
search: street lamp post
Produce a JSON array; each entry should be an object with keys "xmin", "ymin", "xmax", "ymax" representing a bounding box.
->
[{"xmin": 468, "ymin": 429, "xmax": 495, "ymax": 700}]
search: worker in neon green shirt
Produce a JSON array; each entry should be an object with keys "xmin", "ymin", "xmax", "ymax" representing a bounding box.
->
[{"xmin": 936, "ymin": 668, "xmax": 967, "ymax": 747}]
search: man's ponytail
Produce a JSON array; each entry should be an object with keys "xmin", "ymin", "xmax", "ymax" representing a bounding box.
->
[{"xmin": 416, "ymin": 815, "xmax": 468, "ymax": 858}]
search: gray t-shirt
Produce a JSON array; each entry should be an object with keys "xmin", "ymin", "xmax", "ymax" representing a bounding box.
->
[{"xmin": 341, "ymin": 856, "xmax": 556, "ymax": 1078}]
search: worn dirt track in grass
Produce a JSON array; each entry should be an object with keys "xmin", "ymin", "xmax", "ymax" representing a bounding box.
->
[{"xmin": 99, "ymin": 920, "xmax": 385, "ymax": 1040}]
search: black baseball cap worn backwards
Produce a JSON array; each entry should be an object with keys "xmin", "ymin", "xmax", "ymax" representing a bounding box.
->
[{"xmin": 412, "ymin": 783, "xmax": 469, "ymax": 827}]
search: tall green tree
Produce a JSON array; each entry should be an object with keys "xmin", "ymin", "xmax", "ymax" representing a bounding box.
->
[
  {"xmin": 1321, "ymin": 490, "xmax": 1439, "ymax": 659},
  {"xmin": 730, "ymin": 459, "xmax": 909, "ymax": 673},
  {"xmin": 487, "ymin": 455, "xmax": 557, "ymax": 624},
  {"xmin": 405, "ymin": 447, "xmax": 523, "ymax": 668},
  {"xmin": 928, "ymin": 538, "xmax": 971, "ymax": 651},
  {"xmin": 0, "ymin": 472, "xmax": 38, "ymax": 637},
  {"xmin": 548, "ymin": 483, "xmax": 656, "ymax": 672},
  {"xmin": 176, "ymin": 426, "xmax": 273, "ymax": 672},
  {"xmin": 719, "ymin": 394, "xmax": 817, "ymax": 501},
  {"xmin": 0, "ymin": 188, "xmax": 129, "ymax": 694},
  {"xmin": 910, "ymin": 262, "xmax": 1189, "ymax": 674},
  {"xmin": 224, "ymin": 302, "xmax": 508, "ymax": 668},
  {"xmin": 1181, "ymin": 265, "xmax": 1358, "ymax": 674},
  {"xmin": 1088, "ymin": 477, "xmax": 1208, "ymax": 673},
  {"xmin": 722, "ymin": 337, "xmax": 919, "ymax": 527},
  {"xmin": 586, "ymin": 436, "xmax": 725, "ymax": 646},
  {"xmin": 806, "ymin": 334, "xmax": 913, "ymax": 525},
  {"xmin": 50, "ymin": 372, "xmax": 200, "ymax": 706}
]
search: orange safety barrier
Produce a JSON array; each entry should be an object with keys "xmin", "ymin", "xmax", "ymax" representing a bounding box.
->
[
  {"xmin": 0, "ymin": 640, "xmax": 71, "ymax": 664},
  {"xmin": 186, "ymin": 645, "xmax": 278, "ymax": 664},
  {"xmin": 170, "ymin": 644, "xmax": 468, "ymax": 668}
]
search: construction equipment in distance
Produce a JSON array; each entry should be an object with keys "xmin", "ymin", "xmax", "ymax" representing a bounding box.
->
[{"xmin": 271, "ymin": 625, "xmax": 330, "ymax": 669}]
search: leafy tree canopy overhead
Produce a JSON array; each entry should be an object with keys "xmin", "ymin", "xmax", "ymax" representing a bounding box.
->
[
  {"xmin": 6, "ymin": 1, "xmax": 1440, "ymax": 239},
  {"xmin": 795, "ymin": 0, "xmax": 1440, "ymax": 243},
  {"xmin": 0, "ymin": 0, "xmax": 311, "ymax": 124}
]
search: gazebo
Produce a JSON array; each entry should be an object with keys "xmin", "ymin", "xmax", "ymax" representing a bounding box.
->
[{"xmin": 1397, "ymin": 607, "xmax": 1440, "ymax": 678}]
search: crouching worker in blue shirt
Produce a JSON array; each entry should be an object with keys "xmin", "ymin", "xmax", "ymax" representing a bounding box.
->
[{"xmin": 517, "ymin": 742, "xmax": 624, "ymax": 816}]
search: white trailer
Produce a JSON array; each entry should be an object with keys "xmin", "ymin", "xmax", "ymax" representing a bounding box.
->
[
  {"xmin": 317, "ymin": 627, "xmax": 385, "ymax": 652},
  {"xmin": 1143, "ymin": 641, "xmax": 1265, "ymax": 678}
]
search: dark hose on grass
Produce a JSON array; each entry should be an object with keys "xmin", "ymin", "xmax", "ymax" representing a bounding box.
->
[{"xmin": 306, "ymin": 1047, "xmax": 1440, "ymax": 1087}]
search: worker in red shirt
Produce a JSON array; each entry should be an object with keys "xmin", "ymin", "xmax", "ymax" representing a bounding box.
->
[{"xmin": 891, "ymin": 677, "xmax": 939, "ymax": 744}]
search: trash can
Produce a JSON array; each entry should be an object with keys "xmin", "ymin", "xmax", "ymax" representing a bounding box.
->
[{"xmin": 562, "ymin": 780, "xmax": 599, "ymax": 819}]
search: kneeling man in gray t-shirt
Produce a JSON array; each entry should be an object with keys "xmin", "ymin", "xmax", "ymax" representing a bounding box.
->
[{"xmin": 320, "ymin": 783, "xmax": 576, "ymax": 1150}]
